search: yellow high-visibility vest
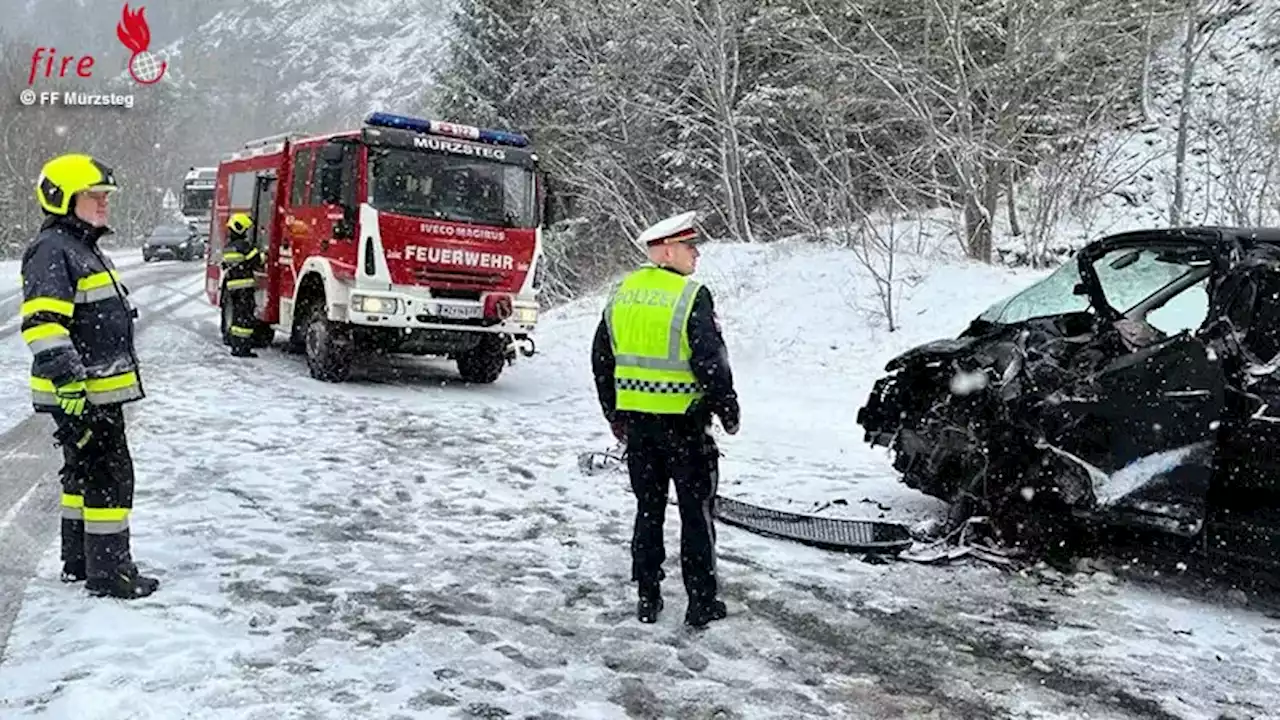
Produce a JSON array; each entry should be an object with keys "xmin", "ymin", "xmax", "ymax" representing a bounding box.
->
[{"xmin": 606, "ymin": 266, "xmax": 705, "ymax": 414}]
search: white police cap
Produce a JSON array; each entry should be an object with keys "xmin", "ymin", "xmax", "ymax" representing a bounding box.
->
[{"xmin": 635, "ymin": 210, "xmax": 701, "ymax": 250}]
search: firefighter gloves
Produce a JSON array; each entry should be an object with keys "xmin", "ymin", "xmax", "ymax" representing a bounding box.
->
[{"xmin": 55, "ymin": 381, "xmax": 87, "ymax": 416}]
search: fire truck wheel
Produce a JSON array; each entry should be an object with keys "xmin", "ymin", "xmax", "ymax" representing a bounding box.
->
[
  {"xmin": 304, "ymin": 303, "xmax": 353, "ymax": 382},
  {"xmin": 456, "ymin": 336, "xmax": 506, "ymax": 384}
]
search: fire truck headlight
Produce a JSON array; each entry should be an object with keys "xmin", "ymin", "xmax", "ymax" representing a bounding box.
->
[
  {"xmin": 515, "ymin": 307, "xmax": 538, "ymax": 325},
  {"xmin": 352, "ymin": 295, "xmax": 399, "ymax": 314}
]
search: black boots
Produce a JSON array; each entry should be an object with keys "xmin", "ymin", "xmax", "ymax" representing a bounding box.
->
[
  {"xmin": 637, "ymin": 582, "xmax": 662, "ymax": 623},
  {"xmin": 230, "ymin": 347, "xmax": 258, "ymax": 358},
  {"xmin": 635, "ymin": 582, "xmax": 727, "ymax": 627},
  {"xmin": 85, "ymin": 566, "xmax": 160, "ymax": 600},
  {"xmin": 60, "ymin": 561, "xmax": 86, "ymax": 583},
  {"xmin": 65, "ymin": 561, "xmax": 159, "ymax": 599},
  {"xmin": 684, "ymin": 598, "xmax": 727, "ymax": 628}
]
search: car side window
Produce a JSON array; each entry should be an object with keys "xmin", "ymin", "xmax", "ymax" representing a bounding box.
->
[
  {"xmin": 1092, "ymin": 246, "xmax": 1208, "ymax": 310},
  {"xmin": 1145, "ymin": 276, "xmax": 1210, "ymax": 336}
]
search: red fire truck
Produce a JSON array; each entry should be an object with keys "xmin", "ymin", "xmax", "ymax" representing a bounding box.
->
[{"xmin": 204, "ymin": 112, "xmax": 551, "ymax": 383}]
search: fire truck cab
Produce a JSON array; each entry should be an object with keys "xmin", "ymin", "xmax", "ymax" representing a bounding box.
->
[{"xmin": 205, "ymin": 112, "xmax": 550, "ymax": 383}]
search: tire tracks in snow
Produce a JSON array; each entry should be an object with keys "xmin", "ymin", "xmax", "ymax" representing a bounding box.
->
[
  {"xmin": 734, "ymin": 576, "xmax": 1184, "ymax": 720},
  {"xmin": 0, "ymin": 266, "xmax": 207, "ymax": 665}
]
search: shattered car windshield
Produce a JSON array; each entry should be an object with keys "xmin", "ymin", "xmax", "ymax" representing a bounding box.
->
[
  {"xmin": 977, "ymin": 244, "xmax": 1210, "ymax": 326},
  {"xmin": 977, "ymin": 259, "xmax": 1087, "ymax": 325}
]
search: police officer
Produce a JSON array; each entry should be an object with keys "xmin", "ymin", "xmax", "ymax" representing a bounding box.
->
[
  {"xmin": 221, "ymin": 212, "xmax": 262, "ymax": 358},
  {"xmin": 21, "ymin": 153, "xmax": 158, "ymax": 599},
  {"xmin": 591, "ymin": 210, "xmax": 740, "ymax": 627}
]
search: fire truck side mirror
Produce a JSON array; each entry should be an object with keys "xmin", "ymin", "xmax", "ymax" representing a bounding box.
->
[
  {"xmin": 540, "ymin": 173, "xmax": 556, "ymax": 227},
  {"xmin": 318, "ymin": 141, "xmax": 355, "ymax": 238},
  {"xmin": 334, "ymin": 206, "xmax": 356, "ymax": 239},
  {"xmin": 319, "ymin": 143, "xmax": 344, "ymax": 164},
  {"xmin": 318, "ymin": 168, "xmax": 342, "ymax": 206},
  {"xmin": 317, "ymin": 142, "xmax": 347, "ymax": 204}
]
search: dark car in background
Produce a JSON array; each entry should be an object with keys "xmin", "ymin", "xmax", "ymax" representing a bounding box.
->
[
  {"xmin": 856, "ymin": 226, "xmax": 1280, "ymax": 569},
  {"xmin": 142, "ymin": 223, "xmax": 204, "ymax": 262}
]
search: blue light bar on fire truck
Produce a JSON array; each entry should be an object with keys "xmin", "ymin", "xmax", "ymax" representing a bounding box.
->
[{"xmin": 364, "ymin": 112, "xmax": 530, "ymax": 148}]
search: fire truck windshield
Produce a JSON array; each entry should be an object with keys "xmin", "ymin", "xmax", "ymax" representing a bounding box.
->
[
  {"xmin": 181, "ymin": 187, "xmax": 213, "ymax": 213},
  {"xmin": 368, "ymin": 148, "xmax": 536, "ymax": 229}
]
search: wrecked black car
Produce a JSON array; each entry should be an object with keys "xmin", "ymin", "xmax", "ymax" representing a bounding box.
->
[{"xmin": 857, "ymin": 227, "xmax": 1280, "ymax": 567}]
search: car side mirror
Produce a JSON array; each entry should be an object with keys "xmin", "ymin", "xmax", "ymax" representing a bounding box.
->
[{"xmin": 1073, "ymin": 282, "xmax": 1089, "ymax": 296}]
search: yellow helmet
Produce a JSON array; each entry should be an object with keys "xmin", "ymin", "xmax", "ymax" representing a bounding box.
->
[
  {"xmin": 227, "ymin": 213, "xmax": 253, "ymax": 234},
  {"xmin": 35, "ymin": 153, "xmax": 119, "ymax": 215}
]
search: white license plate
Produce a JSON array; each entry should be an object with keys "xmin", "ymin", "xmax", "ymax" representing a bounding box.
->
[{"xmin": 437, "ymin": 304, "xmax": 483, "ymax": 319}]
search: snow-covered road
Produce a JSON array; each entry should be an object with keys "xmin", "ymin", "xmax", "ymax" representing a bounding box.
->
[
  {"xmin": 0, "ymin": 244, "xmax": 1277, "ymax": 719},
  {"xmin": 0, "ymin": 258, "xmax": 219, "ymax": 666}
]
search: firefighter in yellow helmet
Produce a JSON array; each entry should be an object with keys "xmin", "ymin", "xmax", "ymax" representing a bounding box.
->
[
  {"xmin": 590, "ymin": 210, "xmax": 740, "ymax": 627},
  {"xmin": 21, "ymin": 152, "xmax": 158, "ymax": 599},
  {"xmin": 220, "ymin": 212, "xmax": 263, "ymax": 357}
]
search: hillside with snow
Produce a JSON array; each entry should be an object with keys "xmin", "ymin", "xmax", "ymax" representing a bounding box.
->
[
  {"xmin": 1000, "ymin": 0, "xmax": 1280, "ymax": 262},
  {"xmin": 0, "ymin": 0, "xmax": 451, "ymax": 157},
  {"xmin": 171, "ymin": 0, "xmax": 451, "ymax": 127}
]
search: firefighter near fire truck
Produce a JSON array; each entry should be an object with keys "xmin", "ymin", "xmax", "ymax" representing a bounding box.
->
[
  {"xmin": 206, "ymin": 111, "xmax": 551, "ymax": 384},
  {"xmin": 221, "ymin": 212, "xmax": 264, "ymax": 358},
  {"xmin": 21, "ymin": 152, "xmax": 158, "ymax": 600},
  {"xmin": 591, "ymin": 210, "xmax": 740, "ymax": 627}
]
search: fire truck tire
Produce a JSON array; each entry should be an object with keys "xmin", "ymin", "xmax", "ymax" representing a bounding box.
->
[
  {"xmin": 304, "ymin": 303, "xmax": 354, "ymax": 382},
  {"xmin": 456, "ymin": 335, "xmax": 506, "ymax": 384}
]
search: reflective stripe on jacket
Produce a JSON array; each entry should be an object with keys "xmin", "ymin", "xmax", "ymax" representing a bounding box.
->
[
  {"xmin": 606, "ymin": 265, "xmax": 705, "ymax": 414},
  {"xmin": 221, "ymin": 232, "xmax": 261, "ymax": 291},
  {"xmin": 20, "ymin": 214, "xmax": 144, "ymax": 410}
]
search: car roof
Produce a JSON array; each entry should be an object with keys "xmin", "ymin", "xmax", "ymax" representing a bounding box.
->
[{"xmin": 1097, "ymin": 226, "xmax": 1280, "ymax": 246}]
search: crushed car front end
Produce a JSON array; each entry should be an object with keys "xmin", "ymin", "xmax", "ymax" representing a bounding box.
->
[{"xmin": 857, "ymin": 228, "xmax": 1259, "ymax": 558}]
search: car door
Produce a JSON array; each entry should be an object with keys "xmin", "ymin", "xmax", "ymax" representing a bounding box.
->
[{"xmin": 1051, "ymin": 236, "xmax": 1228, "ymax": 536}]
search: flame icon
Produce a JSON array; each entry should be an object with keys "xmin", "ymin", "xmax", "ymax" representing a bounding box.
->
[{"xmin": 116, "ymin": 3, "xmax": 167, "ymax": 85}]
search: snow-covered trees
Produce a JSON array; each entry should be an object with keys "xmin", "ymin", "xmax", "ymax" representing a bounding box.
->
[{"xmin": 431, "ymin": 0, "xmax": 1182, "ymax": 291}]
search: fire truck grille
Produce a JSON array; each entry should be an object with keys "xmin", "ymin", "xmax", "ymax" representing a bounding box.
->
[{"xmin": 413, "ymin": 269, "xmax": 504, "ymax": 288}]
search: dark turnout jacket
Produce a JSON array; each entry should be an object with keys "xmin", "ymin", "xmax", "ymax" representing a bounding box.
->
[
  {"xmin": 221, "ymin": 231, "xmax": 262, "ymax": 288},
  {"xmin": 20, "ymin": 213, "xmax": 143, "ymax": 410}
]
